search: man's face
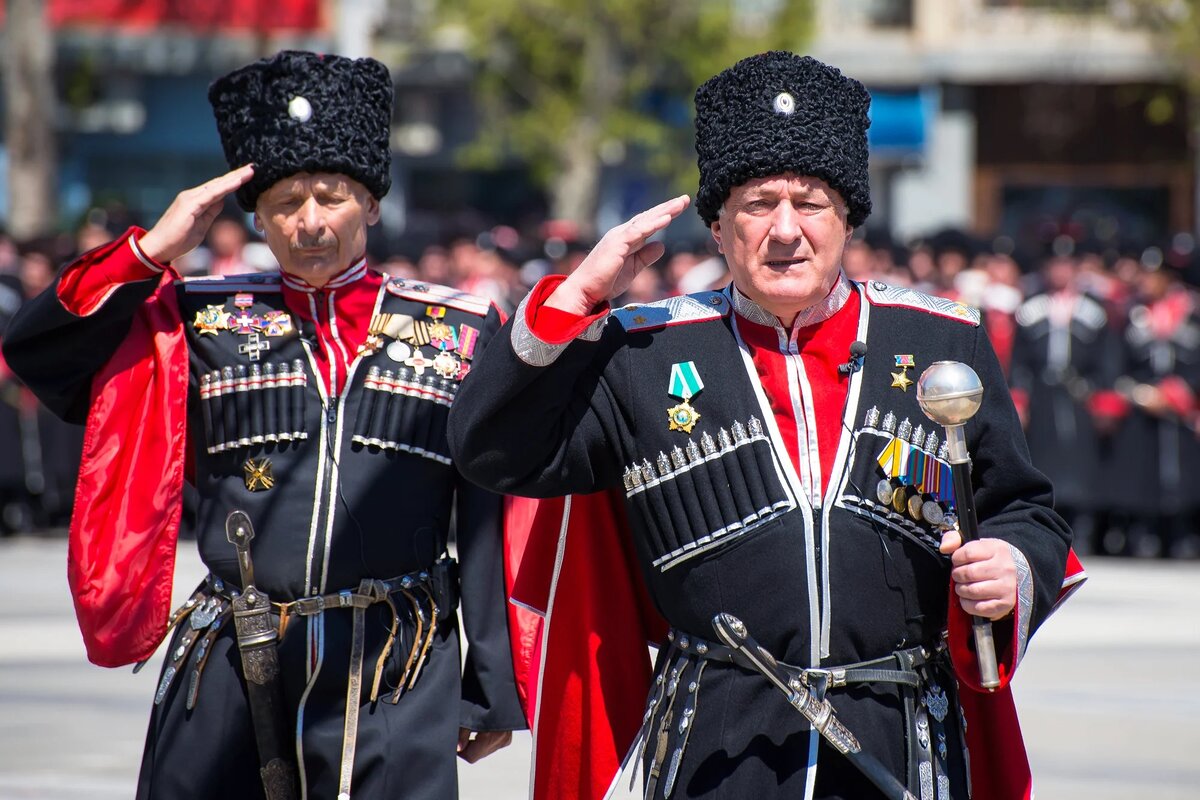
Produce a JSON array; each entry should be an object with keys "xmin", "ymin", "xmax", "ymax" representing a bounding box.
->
[
  {"xmin": 255, "ymin": 172, "xmax": 380, "ymax": 286},
  {"xmin": 711, "ymin": 173, "xmax": 853, "ymax": 324}
]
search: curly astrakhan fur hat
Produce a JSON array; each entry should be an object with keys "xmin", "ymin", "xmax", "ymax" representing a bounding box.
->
[
  {"xmin": 209, "ymin": 50, "xmax": 393, "ymax": 212},
  {"xmin": 694, "ymin": 51, "xmax": 872, "ymax": 228}
]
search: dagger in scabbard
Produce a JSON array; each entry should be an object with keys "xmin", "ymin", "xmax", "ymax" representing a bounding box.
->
[{"xmin": 711, "ymin": 613, "xmax": 916, "ymax": 800}]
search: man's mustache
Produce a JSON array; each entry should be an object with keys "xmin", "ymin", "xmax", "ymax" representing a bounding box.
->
[{"xmin": 291, "ymin": 236, "xmax": 336, "ymax": 251}]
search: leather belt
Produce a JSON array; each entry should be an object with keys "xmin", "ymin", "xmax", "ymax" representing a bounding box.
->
[
  {"xmin": 666, "ymin": 628, "xmax": 930, "ymax": 692},
  {"xmin": 210, "ymin": 562, "xmax": 451, "ymax": 800}
]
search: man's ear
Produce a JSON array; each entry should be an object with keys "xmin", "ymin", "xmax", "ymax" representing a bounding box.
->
[
  {"xmin": 710, "ymin": 220, "xmax": 724, "ymax": 255},
  {"xmin": 366, "ymin": 196, "xmax": 381, "ymax": 226},
  {"xmin": 252, "ymin": 214, "xmax": 264, "ymax": 233}
]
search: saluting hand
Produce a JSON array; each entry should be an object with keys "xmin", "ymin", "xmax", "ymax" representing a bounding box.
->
[
  {"xmin": 138, "ymin": 164, "xmax": 255, "ymax": 264},
  {"xmin": 545, "ymin": 195, "xmax": 691, "ymax": 316},
  {"xmin": 939, "ymin": 532, "xmax": 1017, "ymax": 621}
]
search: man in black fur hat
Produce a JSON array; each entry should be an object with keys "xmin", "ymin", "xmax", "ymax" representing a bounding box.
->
[
  {"xmin": 448, "ymin": 52, "xmax": 1083, "ymax": 799},
  {"xmin": 2, "ymin": 51, "xmax": 523, "ymax": 799}
]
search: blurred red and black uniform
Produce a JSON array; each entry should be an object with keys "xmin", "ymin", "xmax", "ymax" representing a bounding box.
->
[
  {"xmin": 1103, "ymin": 248, "xmax": 1200, "ymax": 558},
  {"xmin": 1009, "ymin": 250, "xmax": 1122, "ymax": 555}
]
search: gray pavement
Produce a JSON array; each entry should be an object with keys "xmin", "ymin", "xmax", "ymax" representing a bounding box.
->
[{"xmin": 1, "ymin": 537, "xmax": 1196, "ymax": 799}]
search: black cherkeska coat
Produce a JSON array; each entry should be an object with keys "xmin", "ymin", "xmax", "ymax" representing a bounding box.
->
[
  {"xmin": 2, "ymin": 235, "xmax": 525, "ymax": 800},
  {"xmin": 449, "ymin": 277, "xmax": 1071, "ymax": 800}
]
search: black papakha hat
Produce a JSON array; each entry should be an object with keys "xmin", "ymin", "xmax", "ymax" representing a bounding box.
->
[
  {"xmin": 209, "ymin": 50, "xmax": 393, "ymax": 212},
  {"xmin": 694, "ymin": 51, "xmax": 872, "ymax": 228}
]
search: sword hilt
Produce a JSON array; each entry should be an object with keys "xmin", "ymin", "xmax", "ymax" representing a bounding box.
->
[
  {"xmin": 226, "ymin": 510, "xmax": 257, "ymax": 590},
  {"xmin": 712, "ymin": 614, "xmax": 914, "ymax": 800}
]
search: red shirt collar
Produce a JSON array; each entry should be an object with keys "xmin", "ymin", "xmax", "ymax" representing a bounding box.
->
[
  {"xmin": 729, "ymin": 272, "xmax": 853, "ymax": 334},
  {"xmin": 278, "ymin": 256, "xmax": 369, "ymax": 294}
]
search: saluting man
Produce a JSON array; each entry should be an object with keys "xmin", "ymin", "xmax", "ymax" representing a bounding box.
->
[
  {"xmin": 449, "ymin": 52, "xmax": 1083, "ymax": 800},
  {"xmin": 2, "ymin": 51, "xmax": 523, "ymax": 799}
]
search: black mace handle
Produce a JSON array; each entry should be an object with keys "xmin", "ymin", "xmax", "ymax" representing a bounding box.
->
[{"xmin": 916, "ymin": 361, "xmax": 1001, "ymax": 691}]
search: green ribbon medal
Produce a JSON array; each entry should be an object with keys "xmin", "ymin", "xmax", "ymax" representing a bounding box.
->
[{"xmin": 667, "ymin": 361, "xmax": 704, "ymax": 434}]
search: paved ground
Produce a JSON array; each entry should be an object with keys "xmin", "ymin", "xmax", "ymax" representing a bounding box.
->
[{"xmin": 1, "ymin": 536, "xmax": 1196, "ymax": 799}]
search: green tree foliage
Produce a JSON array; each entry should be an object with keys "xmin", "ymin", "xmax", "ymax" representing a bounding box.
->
[
  {"xmin": 1127, "ymin": 0, "xmax": 1200, "ymax": 97},
  {"xmin": 432, "ymin": 0, "xmax": 812, "ymax": 231}
]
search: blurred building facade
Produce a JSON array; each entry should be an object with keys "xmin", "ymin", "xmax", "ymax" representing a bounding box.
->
[{"xmin": 812, "ymin": 0, "xmax": 1195, "ymax": 249}]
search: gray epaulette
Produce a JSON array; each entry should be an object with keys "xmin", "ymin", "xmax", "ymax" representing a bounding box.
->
[
  {"xmin": 183, "ymin": 273, "xmax": 283, "ymax": 293},
  {"xmin": 864, "ymin": 280, "xmax": 980, "ymax": 326},
  {"xmin": 610, "ymin": 291, "xmax": 731, "ymax": 332},
  {"xmin": 386, "ymin": 278, "xmax": 492, "ymax": 317}
]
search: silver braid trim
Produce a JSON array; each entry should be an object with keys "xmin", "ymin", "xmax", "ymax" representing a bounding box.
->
[
  {"xmin": 1010, "ymin": 543, "xmax": 1034, "ymax": 667},
  {"xmin": 510, "ymin": 291, "xmax": 606, "ymax": 367}
]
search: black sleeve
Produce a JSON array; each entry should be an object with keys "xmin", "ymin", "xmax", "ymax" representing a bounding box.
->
[
  {"xmin": 2, "ymin": 276, "xmax": 159, "ymax": 424},
  {"xmin": 451, "ymin": 306, "xmax": 527, "ymax": 731},
  {"xmin": 966, "ymin": 323, "xmax": 1071, "ymax": 635},
  {"xmin": 447, "ymin": 310, "xmax": 628, "ymax": 499},
  {"xmin": 454, "ymin": 473, "xmax": 527, "ymax": 732}
]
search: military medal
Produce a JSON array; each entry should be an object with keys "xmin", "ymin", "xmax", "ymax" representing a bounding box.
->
[
  {"xmin": 907, "ymin": 493, "xmax": 925, "ymax": 522},
  {"xmin": 891, "ymin": 486, "xmax": 908, "ymax": 514},
  {"xmin": 260, "ymin": 310, "xmax": 294, "ymax": 337},
  {"xmin": 233, "ymin": 292, "xmax": 254, "ymax": 309},
  {"xmin": 238, "ymin": 333, "xmax": 271, "ymax": 362},
  {"xmin": 404, "ymin": 349, "xmax": 435, "ymax": 376},
  {"xmin": 432, "ymin": 350, "xmax": 460, "ymax": 380},
  {"xmin": 243, "ymin": 457, "xmax": 274, "ymax": 492},
  {"xmin": 193, "ymin": 304, "xmax": 232, "ymax": 336},
  {"xmin": 458, "ymin": 325, "xmax": 480, "ymax": 360},
  {"xmin": 666, "ymin": 361, "xmax": 704, "ymax": 434},
  {"xmin": 386, "ymin": 340, "xmax": 412, "ymax": 363},
  {"xmin": 891, "ymin": 354, "xmax": 915, "ymax": 391},
  {"xmin": 356, "ymin": 334, "xmax": 385, "ymax": 357},
  {"xmin": 231, "ymin": 309, "xmax": 262, "ymax": 335},
  {"xmin": 922, "ymin": 500, "xmax": 945, "ymax": 526},
  {"xmin": 876, "ymin": 478, "xmax": 895, "ymax": 506}
]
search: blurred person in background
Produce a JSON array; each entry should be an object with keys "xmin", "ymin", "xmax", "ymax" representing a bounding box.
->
[
  {"xmin": 417, "ymin": 243, "xmax": 456, "ymax": 286},
  {"xmin": 205, "ymin": 211, "xmax": 253, "ymax": 275},
  {"xmin": 1105, "ymin": 245, "xmax": 1200, "ymax": 559},
  {"xmin": 75, "ymin": 219, "xmax": 117, "ymax": 255},
  {"xmin": 930, "ymin": 229, "xmax": 975, "ymax": 298},
  {"xmin": 839, "ymin": 234, "xmax": 876, "ymax": 283},
  {"xmin": 905, "ymin": 238, "xmax": 939, "ymax": 294},
  {"xmin": 1009, "ymin": 244, "xmax": 1121, "ymax": 556},
  {"xmin": 2, "ymin": 50, "xmax": 523, "ymax": 800},
  {"xmin": 977, "ymin": 247, "xmax": 1025, "ymax": 378},
  {"xmin": 378, "ymin": 253, "xmax": 418, "ymax": 280}
]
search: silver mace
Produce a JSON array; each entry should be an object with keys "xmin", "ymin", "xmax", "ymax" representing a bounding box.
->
[{"xmin": 916, "ymin": 360, "xmax": 1001, "ymax": 691}]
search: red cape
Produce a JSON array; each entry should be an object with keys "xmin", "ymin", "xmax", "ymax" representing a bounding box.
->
[
  {"xmin": 69, "ymin": 270, "xmax": 189, "ymax": 667},
  {"xmin": 506, "ymin": 493, "xmax": 1086, "ymax": 800}
]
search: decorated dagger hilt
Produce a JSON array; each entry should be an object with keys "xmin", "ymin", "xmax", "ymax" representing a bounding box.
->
[
  {"xmin": 226, "ymin": 509, "xmax": 257, "ymax": 592},
  {"xmin": 712, "ymin": 613, "xmax": 860, "ymax": 754},
  {"xmin": 916, "ymin": 361, "xmax": 1001, "ymax": 691},
  {"xmin": 712, "ymin": 614, "xmax": 915, "ymax": 800}
]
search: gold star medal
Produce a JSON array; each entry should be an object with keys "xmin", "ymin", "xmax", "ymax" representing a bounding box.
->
[
  {"xmin": 891, "ymin": 354, "xmax": 915, "ymax": 391},
  {"xmin": 193, "ymin": 305, "xmax": 231, "ymax": 336},
  {"xmin": 666, "ymin": 361, "xmax": 704, "ymax": 434}
]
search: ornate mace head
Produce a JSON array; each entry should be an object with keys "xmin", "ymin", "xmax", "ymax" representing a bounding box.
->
[{"xmin": 916, "ymin": 360, "xmax": 983, "ymax": 427}]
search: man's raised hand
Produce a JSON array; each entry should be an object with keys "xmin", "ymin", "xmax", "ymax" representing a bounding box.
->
[
  {"xmin": 138, "ymin": 164, "xmax": 255, "ymax": 264},
  {"xmin": 545, "ymin": 195, "xmax": 691, "ymax": 316}
]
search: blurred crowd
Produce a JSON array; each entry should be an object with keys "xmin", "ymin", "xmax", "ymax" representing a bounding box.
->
[{"xmin": 3, "ymin": 206, "xmax": 1199, "ymax": 560}]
